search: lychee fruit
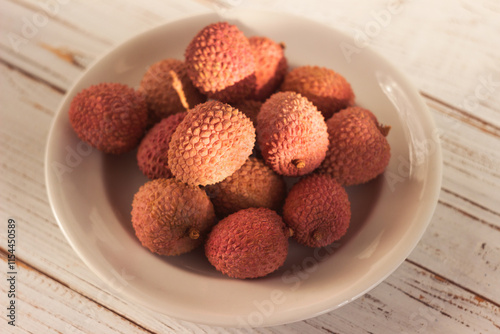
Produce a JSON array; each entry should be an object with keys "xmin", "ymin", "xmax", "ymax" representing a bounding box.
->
[
  {"xmin": 68, "ymin": 82, "xmax": 148, "ymax": 154},
  {"xmin": 248, "ymin": 36, "xmax": 288, "ymax": 101},
  {"xmin": 256, "ymin": 91, "xmax": 329, "ymax": 176},
  {"xmin": 280, "ymin": 65, "xmax": 354, "ymax": 119},
  {"xmin": 230, "ymin": 99, "xmax": 262, "ymax": 127},
  {"xmin": 136, "ymin": 112, "xmax": 186, "ymax": 179},
  {"xmin": 205, "ymin": 208, "xmax": 289, "ymax": 279},
  {"xmin": 318, "ymin": 106, "xmax": 391, "ymax": 186},
  {"xmin": 283, "ymin": 174, "xmax": 351, "ymax": 247},
  {"xmin": 131, "ymin": 178, "xmax": 216, "ymax": 256},
  {"xmin": 184, "ymin": 22, "xmax": 256, "ymax": 103},
  {"xmin": 138, "ymin": 58, "xmax": 206, "ymax": 126},
  {"xmin": 205, "ymin": 157, "xmax": 287, "ymax": 217},
  {"xmin": 168, "ymin": 100, "xmax": 255, "ymax": 186}
]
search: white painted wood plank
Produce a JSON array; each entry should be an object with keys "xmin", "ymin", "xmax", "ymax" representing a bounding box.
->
[
  {"xmin": 2, "ymin": 0, "xmax": 500, "ymax": 332},
  {"xmin": 0, "ymin": 254, "xmax": 152, "ymax": 334}
]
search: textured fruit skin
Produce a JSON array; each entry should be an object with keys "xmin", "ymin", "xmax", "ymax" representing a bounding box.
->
[
  {"xmin": 136, "ymin": 112, "xmax": 186, "ymax": 179},
  {"xmin": 230, "ymin": 99, "xmax": 262, "ymax": 127},
  {"xmin": 318, "ymin": 106, "xmax": 391, "ymax": 186},
  {"xmin": 131, "ymin": 178, "xmax": 216, "ymax": 256},
  {"xmin": 205, "ymin": 208, "xmax": 289, "ymax": 279},
  {"xmin": 283, "ymin": 174, "xmax": 351, "ymax": 247},
  {"xmin": 248, "ymin": 36, "xmax": 288, "ymax": 101},
  {"xmin": 69, "ymin": 82, "xmax": 148, "ymax": 154},
  {"xmin": 185, "ymin": 22, "xmax": 256, "ymax": 103},
  {"xmin": 168, "ymin": 100, "xmax": 255, "ymax": 186},
  {"xmin": 280, "ymin": 66, "xmax": 354, "ymax": 119},
  {"xmin": 138, "ymin": 58, "xmax": 206, "ymax": 126},
  {"xmin": 205, "ymin": 157, "xmax": 287, "ymax": 217},
  {"xmin": 256, "ymin": 91, "xmax": 329, "ymax": 176}
]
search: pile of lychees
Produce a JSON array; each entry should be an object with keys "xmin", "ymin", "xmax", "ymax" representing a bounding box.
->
[{"xmin": 68, "ymin": 22, "xmax": 391, "ymax": 279}]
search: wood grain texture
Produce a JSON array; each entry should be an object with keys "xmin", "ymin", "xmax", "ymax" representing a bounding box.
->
[{"xmin": 1, "ymin": 0, "xmax": 499, "ymax": 333}]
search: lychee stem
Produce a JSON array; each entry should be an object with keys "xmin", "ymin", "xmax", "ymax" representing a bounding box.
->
[
  {"xmin": 288, "ymin": 228, "xmax": 294, "ymax": 238},
  {"xmin": 279, "ymin": 42, "xmax": 286, "ymax": 49},
  {"xmin": 292, "ymin": 159, "xmax": 306, "ymax": 169},
  {"xmin": 188, "ymin": 227, "xmax": 200, "ymax": 240},
  {"xmin": 169, "ymin": 70, "xmax": 190, "ymax": 110},
  {"xmin": 312, "ymin": 228, "xmax": 325, "ymax": 242},
  {"xmin": 378, "ymin": 124, "xmax": 391, "ymax": 137}
]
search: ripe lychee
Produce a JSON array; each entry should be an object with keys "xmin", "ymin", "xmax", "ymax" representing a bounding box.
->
[
  {"xmin": 283, "ymin": 174, "xmax": 351, "ymax": 247},
  {"xmin": 230, "ymin": 99, "xmax": 262, "ymax": 127},
  {"xmin": 205, "ymin": 157, "xmax": 287, "ymax": 217},
  {"xmin": 205, "ymin": 208, "xmax": 289, "ymax": 279},
  {"xmin": 280, "ymin": 66, "xmax": 354, "ymax": 119},
  {"xmin": 318, "ymin": 106, "xmax": 391, "ymax": 186},
  {"xmin": 257, "ymin": 91, "xmax": 329, "ymax": 176},
  {"xmin": 248, "ymin": 36, "xmax": 288, "ymax": 101},
  {"xmin": 185, "ymin": 22, "xmax": 256, "ymax": 103},
  {"xmin": 138, "ymin": 58, "xmax": 205, "ymax": 126},
  {"xmin": 136, "ymin": 112, "xmax": 186, "ymax": 179},
  {"xmin": 68, "ymin": 82, "xmax": 148, "ymax": 154},
  {"xmin": 131, "ymin": 178, "xmax": 216, "ymax": 256},
  {"xmin": 168, "ymin": 100, "xmax": 255, "ymax": 186}
]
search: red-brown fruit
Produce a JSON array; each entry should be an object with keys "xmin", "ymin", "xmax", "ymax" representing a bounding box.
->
[
  {"xmin": 136, "ymin": 112, "xmax": 186, "ymax": 179},
  {"xmin": 138, "ymin": 58, "xmax": 206, "ymax": 126},
  {"xmin": 205, "ymin": 208, "xmax": 289, "ymax": 279},
  {"xmin": 283, "ymin": 174, "xmax": 351, "ymax": 247},
  {"xmin": 248, "ymin": 36, "xmax": 288, "ymax": 101},
  {"xmin": 256, "ymin": 91, "xmax": 329, "ymax": 176},
  {"xmin": 318, "ymin": 106, "xmax": 391, "ymax": 186},
  {"xmin": 69, "ymin": 82, "xmax": 148, "ymax": 154},
  {"xmin": 131, "ymin": 178, "xmax": 216, "ymax": 256},
  {"xmin": 230, "ymin": 99, "xmax": 262, "ymax": 127},
  {"xmin": 205, "ymin": 157, "xmax": 287, "ymax": 217},
  {"xmin": 280, "ymin": 66, "xmax": 354, "ymax": 119},
  {"xmin": 184, "ymin": 22, "xmax": 256, "ymax": 103},
  {"xmin": 168, "ymin": 100, "xmax": 255, "ymax": 186}
]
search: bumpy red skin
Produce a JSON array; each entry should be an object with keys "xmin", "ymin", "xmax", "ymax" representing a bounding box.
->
[
  {"xmin": 257, "ymin": 91, "xmax": 329, "ymax": 176},
  {"xmin": 230, "ymin": 99, "xmax": 262, "ymax": 128},
  {"xmin": 248, "ymin": 36, "xmax": 288, "ymax": 101},
  {"xmin": 205, "ymin": 208, "xmax": 289, "ymax": 279},
  {"xmin": 138, "ymin": 58, "xmax": 206, "ymax": 126},
  {"xmin": 69, "ymin": 82, "xmax": 148, "ymax": 154},
  {"xmin": 205, "ymin": 157, "xmax": 287, "ymax": 217},
  {"xmin": 283, "ymin": 174, "xmax": 351, "ymax": 248},
  {"xmin": 318, "ymin": 106, "xmax": 391, "ymax": 186},
  {"xmin": 280, "ymin": 66, "xmax": 354, "ymax": 120},
  {"xmin": 185, "ymin": 22, "xmax": 256, "ymax": 103},
  {"xmin": 168, "ymin": 100, "xmax": 255, "ymax": 186},
  {"xmin": 136, "ymin": 112, "xmax": 186, "ymax": 180},
  {"xmin": 131, "ymin": 178, "xmax": 216, "ymax": 256}
]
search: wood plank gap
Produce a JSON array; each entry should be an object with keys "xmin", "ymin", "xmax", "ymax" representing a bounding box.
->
[
  {"xmin": 420, "ymin": 91, "xmax": 500, "ymax": 138},
  {"xmin": 0, "ymin": 57, "xmax": 66, "ymax": 94},
  {"xmin": 405, "ymin": 258, "xmax": 500, "ymax": 308},
  {"xmin": 438, "ymin": 199, "xmax": 500, "ymax": 233},
  {"xmin": 441, "ymin": 186, "xmax": 500, "ymax": 218},
  {"xmin": 384, "ymin": 280, "xmax": 453, "ymax": 320},
  {"xmin": 0, "ymin": 248, "xmax": 157, "ymax": 334}
]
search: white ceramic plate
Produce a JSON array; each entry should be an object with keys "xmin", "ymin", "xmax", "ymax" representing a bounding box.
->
[{"xmin": 45, "ymin": 10, "xmax": 442, "ymax": 328}]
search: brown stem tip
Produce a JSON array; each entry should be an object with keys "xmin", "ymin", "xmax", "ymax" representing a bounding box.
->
[
  {"xmin": 312, "ymin": 229, "xmax": 325, "ymax": 242},
  {"xmin": 378, "ymin": 124, "xmax": 391, "ymax": 137},
  {"xmin": 292, "ymin": 159, "xmax": 306, "ymax": 169},
  {"xmin": 188, "ymin": 227, "xmax": 200, "ymax": 240}
]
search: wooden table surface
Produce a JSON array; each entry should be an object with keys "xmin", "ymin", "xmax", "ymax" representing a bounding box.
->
[{"xmin": 1, "ymin": 0, "xmax": 500, "ymax": 333}]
